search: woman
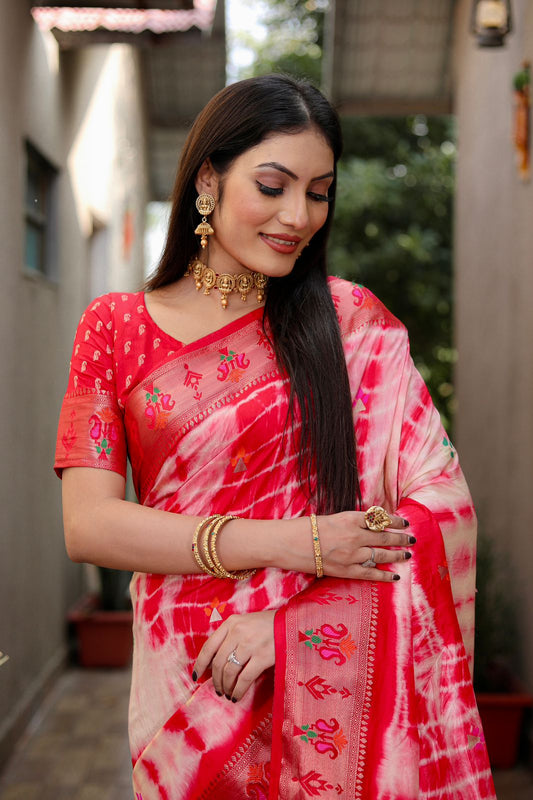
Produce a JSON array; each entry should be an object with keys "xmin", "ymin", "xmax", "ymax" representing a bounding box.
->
[{"xmin": 55, "ymin": 74, "xmax": 495, "ymax": 799}]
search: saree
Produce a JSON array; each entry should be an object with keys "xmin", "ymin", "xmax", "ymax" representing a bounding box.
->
[{"xmin": 55, "ymin": 278, "xmax": 495, "ymax": 799}]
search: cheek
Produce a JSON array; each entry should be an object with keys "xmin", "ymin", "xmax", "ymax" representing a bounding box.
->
[
  {"xmin": 310, "ymin": 205, "xmax": 330, "ymax": 234},
  {"xmin": 219, "ymin": 194, "xmax": 269, "ymax": 232}
]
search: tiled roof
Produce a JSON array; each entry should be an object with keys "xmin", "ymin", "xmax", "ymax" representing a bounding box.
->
[{"xmin": 31, "ymin": 2, "xmax": 216, "ymax": 34}]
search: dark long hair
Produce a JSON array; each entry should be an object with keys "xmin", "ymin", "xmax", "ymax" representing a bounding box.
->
[{"xmin": 146, "ymin": 74, "xmax": 360, "ymax": 513}]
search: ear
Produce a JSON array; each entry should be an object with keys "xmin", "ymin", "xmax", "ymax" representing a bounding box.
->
[{"xmin": 195, "ymin": 159, "xmax": 219, "ymax": 199}]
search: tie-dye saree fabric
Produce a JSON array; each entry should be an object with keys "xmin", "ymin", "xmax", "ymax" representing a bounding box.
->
[{"xmin": 54, "ymin": 278, "xmax": 495, "ymax": 799}]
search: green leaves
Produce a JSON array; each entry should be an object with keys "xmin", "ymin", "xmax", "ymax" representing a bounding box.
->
[{"xmin": 329, "ymin": 115, "xmax": 456, "ymax": 430}]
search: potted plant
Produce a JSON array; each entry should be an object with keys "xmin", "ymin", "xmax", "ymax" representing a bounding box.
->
[
  {"xmin": 474, "ymin": 534, "xmax": 533, "ymax": 768},
  {"xmin": 68, "ymin": 566, "xmax": 134, "ymax": 668}
]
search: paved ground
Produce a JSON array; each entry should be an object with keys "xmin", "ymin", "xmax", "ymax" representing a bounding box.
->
[{"xmin": 0, "ymin": 668, "xmax": 531, "ymax": 799}]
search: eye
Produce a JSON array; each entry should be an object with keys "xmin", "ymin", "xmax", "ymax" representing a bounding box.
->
[
  {"xmin": 307, "ymin": 192, "xmax": 332, "ymax": 203},
  {"xmin": 256, "ymin": 181, "xmax": 283, "ymax": 197}
]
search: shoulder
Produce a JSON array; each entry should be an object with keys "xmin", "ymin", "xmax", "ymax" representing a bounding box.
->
[
  {"xmin": 327, "ymin": 276, "xmax": 405, "ymax": 337},
  {"xmin": 77, "ymin": 291, "xmax": 144, "ymax": 333}
]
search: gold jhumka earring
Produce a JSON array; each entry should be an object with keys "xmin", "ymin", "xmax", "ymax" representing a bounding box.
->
[{"xmin": 194, "ymin": 193, "xmax": 215, "ymax": 249}]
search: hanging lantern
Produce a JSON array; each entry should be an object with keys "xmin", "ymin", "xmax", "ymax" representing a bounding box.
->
[{"xmin": 471, "ymin": 0, "xmax": 512, "ymax": 47}]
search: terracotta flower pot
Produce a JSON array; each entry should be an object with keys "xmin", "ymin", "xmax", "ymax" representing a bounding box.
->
[
  {"xmin": 476, "ymin": 691, "xmax": 533, "ymax": 769},
  {"xmin": 68, "ymin": 593, "xmax": 133, "ymax": 668}
]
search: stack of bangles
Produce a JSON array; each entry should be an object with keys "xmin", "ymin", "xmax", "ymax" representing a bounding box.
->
[{"xmin": 192, "ymin": 514, "xmax": 256, "ymax": 580}]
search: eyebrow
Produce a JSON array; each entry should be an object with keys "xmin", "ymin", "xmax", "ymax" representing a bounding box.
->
[{"xmin": 256, "ymin": 162, "xmax": 334, "ymax": 182}]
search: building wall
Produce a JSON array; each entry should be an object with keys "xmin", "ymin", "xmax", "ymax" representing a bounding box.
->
[
  {"xmin": 453, "ymin": 0, "xmax": 533, "ymax": 697},
  {"xmin": 0, "ymin": 0, "xmax": 148, "ymax": 766}
]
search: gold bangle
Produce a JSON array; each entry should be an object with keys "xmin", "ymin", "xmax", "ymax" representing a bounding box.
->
[
  {"xmin": 202, "ymin": 515, "xmax": 221, "ymax": 575},
  {"xmin": 208, "ymin": 515, "xmax": 257, "ymax": 581},
  {"xmin": 192, "ymin": 515, "xmax": 220, "ymax": 576},
  {"xmin": 310, "ymin": 513, "xmax": 324, "ymax": 578}
]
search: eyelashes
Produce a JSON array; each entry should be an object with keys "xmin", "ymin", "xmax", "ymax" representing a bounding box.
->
[
  {"xmin": 257, "ymin": 182, "xmax": 283, "ymax": 197},
  {"xmin": 256, "ymin": 181, "xmax": 332, "ymax": 203}
]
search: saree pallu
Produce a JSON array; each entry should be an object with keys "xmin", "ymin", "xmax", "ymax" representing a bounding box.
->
[{"xmin": 54, "ymin": 279, "xmax": 495, "ymax": 799}]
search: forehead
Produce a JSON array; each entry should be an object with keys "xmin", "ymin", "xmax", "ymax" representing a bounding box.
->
[{"xmin": 233, "ymin": 129, "xmax": 334, "ymax": 173}]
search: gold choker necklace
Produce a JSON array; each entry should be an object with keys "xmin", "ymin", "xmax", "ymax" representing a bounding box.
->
[{"xmin": 187, "ymin": 259, "xmax": 268, "ymax": 309}]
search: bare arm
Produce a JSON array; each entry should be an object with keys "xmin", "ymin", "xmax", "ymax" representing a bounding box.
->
[{"xmin": 62, "ymin": 467, "xmax": 413, "ymax": 578}]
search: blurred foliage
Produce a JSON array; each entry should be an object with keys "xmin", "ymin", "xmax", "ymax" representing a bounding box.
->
[
  {"xmin": 239, "ymin": 1, "xmax": 456, "ymax": 428},
  {"xmin": 241, "ymin": 0, "xmax": 327, "ymax": 84},
  {"xmin": 330, "ymin": 116, "xmax": 457, "ymax": 429}
]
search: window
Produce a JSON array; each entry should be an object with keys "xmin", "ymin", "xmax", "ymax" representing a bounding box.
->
[{"xmin": 24, "ymin": 142, "xmax": 58, "ymax": 279}]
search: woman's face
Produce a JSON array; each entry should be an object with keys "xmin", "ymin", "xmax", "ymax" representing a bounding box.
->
[{"xmin": 195, "ymin": 128, "xmax": 335, "ymax": 278}]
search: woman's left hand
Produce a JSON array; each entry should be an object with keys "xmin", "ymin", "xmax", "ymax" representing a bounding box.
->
[{"xmin": 192, "ymin": 610, "xmax": 276, "ymax": 702}]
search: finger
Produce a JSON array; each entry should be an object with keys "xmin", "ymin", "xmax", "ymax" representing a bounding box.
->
[
  {"xmin": 367, "ymin": 531, "xmax": 416, "ymax": 548},
  {"xmin": 230, "ymin": 660, "xmax": 266, "ymax": 702},
  {"xmin": 371, "ymin": 548, "xmax": 412, "ymax": 565},
  {"xmin": 192, "ymin": 624, "xmax": 229, "ymax": 682},
  {"xmin": 358, "ymin": 512, "xmax": 409, "ymax": 531},
  {"xmin": 356, "ymin": 566, "xmax": 401, "ymax": 582},
  {"xmin": 386, "ymin": 514, "xmax": 410, "ymax": 530},
  {"xmin": 211, "ymin": 647, "xmax": 248, "ymax": 697},
  {"xmin": 221, "ymin": 652, "xmax": 250, "ymax": 698}
]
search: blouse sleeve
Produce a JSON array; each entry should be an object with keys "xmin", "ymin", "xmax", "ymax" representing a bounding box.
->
[{"xmin": 54, "ymin": 295, "xmax": 127, "ymax": 479}]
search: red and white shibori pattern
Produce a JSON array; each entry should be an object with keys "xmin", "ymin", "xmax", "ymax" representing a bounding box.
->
[{"xmin": 55, "ymin": 278, "xmax": 494, "ymax": 798}]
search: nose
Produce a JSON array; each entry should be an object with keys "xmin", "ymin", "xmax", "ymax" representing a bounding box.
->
[{"xmin": 277, "ymin": 189, "xmax": 309, "ymax": 231}]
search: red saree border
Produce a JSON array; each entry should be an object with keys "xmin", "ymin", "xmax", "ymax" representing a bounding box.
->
[
  {"xmin": 270, "ymin": 603, "xmax": 288, "ymax": 797},
  {"xmin": 269, "ymin": 578, "xmax": 378, "ymax": 798},
  {"xmin": 124, "ymin": 310, "xmax": 284, "ymax": 501}
]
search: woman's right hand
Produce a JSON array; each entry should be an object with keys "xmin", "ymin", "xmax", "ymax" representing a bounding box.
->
[{"xmin": 308, "ymin": 510, "xmax": 415, "ymax": 582}]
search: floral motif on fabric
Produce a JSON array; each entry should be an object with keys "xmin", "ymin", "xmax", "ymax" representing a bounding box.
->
[
  {"xmin": 296, "ymin": 717, "xmax": 347, "ymax": 760},
  {"xmin": 217, "ymin": 347, "xmax": 250, "ymax": 382},
  {"xmin": 291, "ymin": 769, "xmax": 343, "ymax": 796},
  {"xmin": 351, "ymin": 283, "xmax": 375, "ymax": 310},
  {"xmin": 204, "ymin": 597, "xmax": 227, "ymax": 623},
  {"xmin": 246, "ymin": 762, "xmax": 271, "ymax": 799},
  {"xmin": 299, "ymin": 623, "xmax": 356, "ymax": 665},
  {"xmin": 256, "ymin": 328, "xmax": 275, "ymax": 360},
  {"xmin": 231, "ymin": 446, "xmax": 251, "ymax": 473},
  {"xmin": 468, "ymin": 726, "xmax": 486, "ymax": 751},
  {"xmin": 183, "ymin": 362, "xmax": 203, "ymax": 400},
  {"xmin": 144, "ymin": 385, "xmax": 175, "ymax": 430},
  {"xmin": 312, "ymin": 591, "xmax": 358, "ymax": 606},
  {"xmin": 89, "ymin": 408, "xmax": 120, "ymax": 460},
  {"xmin": 353, "ymin": 387, "xmax": 369, "ymax": 413},
  {"xmin": 297, "ymin": 675, "xmax": 352, "ymax": 701},
  {"xmin": 61, "ymin": 411, "xmax": 77, "ymax": 455},
  {"xmin": 443, "ymin": 435, "xmax": 456, "ymax": 458}
]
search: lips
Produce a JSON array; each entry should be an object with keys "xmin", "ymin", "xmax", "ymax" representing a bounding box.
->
[{"xmin": 260, "ymin": 233, "xmax": 302, "ymax": 254}]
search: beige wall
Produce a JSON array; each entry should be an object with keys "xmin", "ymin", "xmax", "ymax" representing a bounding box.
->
[
  {"xmin": 0, "ymin": 0, "xmax": 148, "ymax": 765},
  {"xmin": 453, "ymin": 0, "xmax": 533, "ymax": 696}
]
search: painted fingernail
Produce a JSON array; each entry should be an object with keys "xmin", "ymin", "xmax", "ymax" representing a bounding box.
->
[
  {"xmin": 192, "ymin": 671, "xmax": 198, "ymax": 682},
  {"xmin": 402, "ymin": 519, "xmax": 410, "ymax": 527},
  {"xmin": 408, "ymin": 536, "xmax": 417, "ymax": 544},
  {"xmin": 225, "ymin": 694, "xmax": 232, "ymax": 701},
  {"xmin": 231, "ymin": 697, "xmax": 238, "ymax": 703},
  {"xmin": 392, "ymin": 574, "xmax": 401, "ymax": 581},
  {"xmin": 404, "ymin": 552, "xmax": 412, "ymax": 560}
]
